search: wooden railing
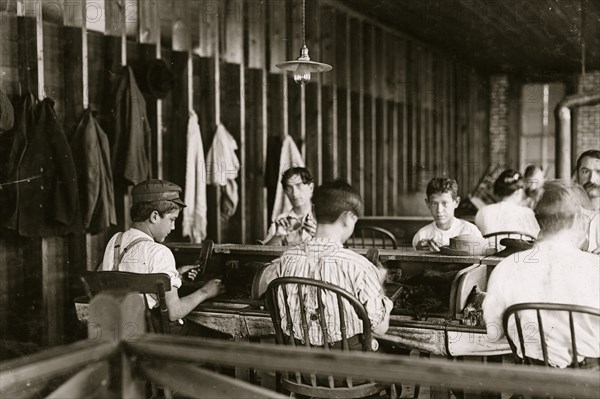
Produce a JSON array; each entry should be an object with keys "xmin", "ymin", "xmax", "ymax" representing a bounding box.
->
[{"xmin": 2, "ymin": 292, "xmax": 599, "ymax": 399}]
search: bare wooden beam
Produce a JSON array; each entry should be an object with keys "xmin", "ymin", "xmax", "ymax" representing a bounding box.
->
[
  {"xmin": 138, "ymin": 359, "xmax": 286, "ymax": 399},
  {"xmin": 128, "ymin": 335, "xmax": 600, "ymax": 399}
]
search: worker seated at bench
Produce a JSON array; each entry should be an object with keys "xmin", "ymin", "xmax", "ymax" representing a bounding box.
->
[
  {"xmin": 413, "ymin": 177, "xmax": 482, "ymax": 251},
  {"xmin": 261, "ymin": 167, "xmax": 317, "ymax": 245},
  {"xmin": 273, "ymin": 180, "xmax": 392, "ymax": 348},
  {"xmin": 99, "ymin": 179, "xmax": 225, "ymax": 333},
  {"xmin": 483, "ymin": 180, "xmax": 600, "ymax": 368}
]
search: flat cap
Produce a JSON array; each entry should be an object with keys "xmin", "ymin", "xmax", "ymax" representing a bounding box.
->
[{"xmin": 132, "ymin": 179, "xmax": 186, "ymax": 207}]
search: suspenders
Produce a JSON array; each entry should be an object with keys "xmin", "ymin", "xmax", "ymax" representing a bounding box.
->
[{"xmin": 111, "ymin": 232, "xmax": 152, "ymax": 271}]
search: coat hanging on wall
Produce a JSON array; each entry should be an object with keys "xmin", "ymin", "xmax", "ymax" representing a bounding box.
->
[
  {"xmin": 0, "ymin": 89, "xmax": 14, "ymax": 133},
  {"xmin": 182, "ymin": 110, "xmax": 207, "ymax": 243},
  {"xmin": 206, "ymin": 123, "xmax": 240, "ymax": 220},
  {"xmin": 110, "ymin": 66, "xmax": 152, "ymax": 185},
  {"xmin": 69, "ymin": 108, "xmax": 117, "ymax": 233},
  {"xmin": 0, "ymin": 93, "xmax": 81, "ymax": 237}
]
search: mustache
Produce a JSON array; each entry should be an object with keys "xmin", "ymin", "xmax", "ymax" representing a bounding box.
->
[{"xmin": 584, "ymin": 182, "xmax": 600, "ymax": 191}]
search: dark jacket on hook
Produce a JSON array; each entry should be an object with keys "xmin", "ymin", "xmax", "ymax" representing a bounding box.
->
[
  {"xmin": 0, "ymin": 93, "xmax": 81, "ymax": 237},
  {"xmin": 70, "ymin": 108, "xmax": 117, "ymax": 233},
  {"xmin": 110, "ymin": 66, "xmax": 152, "ymax": 186}
]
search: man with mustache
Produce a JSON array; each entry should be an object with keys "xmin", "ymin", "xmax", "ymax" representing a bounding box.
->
[{"xmin": 576, "ymin": 150, "xmax": 600, "ymax": 253}]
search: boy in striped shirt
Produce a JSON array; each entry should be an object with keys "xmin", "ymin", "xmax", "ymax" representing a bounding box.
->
[{"xmin": 275, "ymin": 180, "xmax": 393, "ymax": 349}]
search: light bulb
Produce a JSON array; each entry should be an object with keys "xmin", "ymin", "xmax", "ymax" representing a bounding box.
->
[{"xmin": 293, "ymin": 63, "xmax": 311, "ymax": 85}]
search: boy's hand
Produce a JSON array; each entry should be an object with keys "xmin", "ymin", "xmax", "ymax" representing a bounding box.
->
[
  {"xmin": 375, "ymin": 261, "xmax": 388, "ymax": 287},
  {"xmin": 303, "ymin": 217, "xmax": 317, "ymax": 236},
  {"xmin": 416, "ymin": 239, "xmax": 442, "ymax": 252},
  {"xmin": 428, "ymin": 239, "xmax": 442, "ymax": 252},
  {"xmin": 178, "ymin": 265, "xmax": 200, "ymax": 281},
  {"xmin": 200, "ymin": 279, "xmax": 226, "ymax": 299},
  {"xmin": 274, "ymin": 217, "xmax": 292, "ymax": 235}
]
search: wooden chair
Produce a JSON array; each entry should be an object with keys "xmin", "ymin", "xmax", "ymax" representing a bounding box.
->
[
  {"xmin": 483, "ymin": 231, "xmax": 536, "ymax": 250},
  {"xmin": 502, "ymin": 302, "xmax": 600, "ymax": 367},
  {"xmin": 80, "ymin": 271, "xmax": 172, "ymax": 334},
  {"xmin": 347, "ymin": 226, "xmax": 398, "ymax": 249},
  {"xmin": 266, "ymin": 276, "xmax": 396, "ymax": 399}
]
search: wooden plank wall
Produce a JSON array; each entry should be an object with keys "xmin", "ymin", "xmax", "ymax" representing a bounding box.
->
[{"xmin": 0, "ymin": 0, "xmax": 490, "ymax": 348}]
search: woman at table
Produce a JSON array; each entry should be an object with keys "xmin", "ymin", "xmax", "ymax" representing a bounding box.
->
[{"xmin": 475, "ymin": 169, "xmax": 540, "ymax": 239}]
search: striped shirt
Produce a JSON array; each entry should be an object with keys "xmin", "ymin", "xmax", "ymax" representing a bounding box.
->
[{"xmin": 275, "ymin": 238, "xmax": 393, "ymax": 346}]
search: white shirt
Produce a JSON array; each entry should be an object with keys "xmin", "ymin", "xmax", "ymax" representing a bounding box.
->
[
  {"xmin": 588, "ymin": 211, "xmax": 600, "ymax": 253},
  {"xmin": 101, "ymin": 228, "xmax": 182, "ymax": 308},
  {"xmin": 475, "ymin": 201, "xmax": 540, "ymax": 238},
  {"xmin": 483, "ymin": 238, "xmax": 600, "ymax": 368},
  {"xmin": 412, "ymin": 218, "xmax": 482, "ymax": 249}
]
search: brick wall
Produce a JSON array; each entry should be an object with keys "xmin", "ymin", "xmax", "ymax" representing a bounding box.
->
[
  {"xmin": 576, "ymin": 71, "xmax": 600, "ymax": 155},
  {"xmin": 489, "ymin": 75, "xmax": 509, "ymax": 167}
]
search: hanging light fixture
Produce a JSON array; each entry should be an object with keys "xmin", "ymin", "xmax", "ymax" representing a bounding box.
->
[{"xmin": 276, "ymin": 0, "xmax": 332, "ymax": 85}]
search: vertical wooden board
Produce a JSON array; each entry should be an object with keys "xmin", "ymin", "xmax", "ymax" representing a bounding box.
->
[
  {"xmin": 387, "ymin": 100, "xmax": 397, "ymax": 215},
  {"xmin": 342, "ymin": 13, "xmax": 351, "ymax": 182},
  {"xmin": 349, "ymin": 17, "xmax": 360, "ymax": 94},
  {"xmin": 288, "ymin": 0, "xmax": 303, "ymax": 62},
  {"xmin": 363, "ymin": 93, "xmax": 373, "ymax": 215},
  {"xmin": 335, "ymin": 10, "xmax": 347, "ymax": 91},
  {"xmin": 164, "ymin": 51, "xmax": 189, "ymax": 239},
  {"xmin": 219, "ymin": 63, "xmax": 242, "ymax": 243},
  {"xmin": 368, "ymin": 25, "xmax": 376, "ymax": 214},
  {"xmin": 336, "ymin": 87, "xmax": 348, "ymax": 181},
  {"xmin": 350, "ymin": 91, "xmax": 362, "ymax": 197},
  {"xmin": 319, "ymin": 5, "xmax": 335, "ymax": 87},
  {"xmin": 17, "ymin": 16, "xmax": 38, "ymax": 95},
  {"xmin": 0, "ymin": 235, "xmax": 25, "ymax": 343},
  {"xmin": 376, "ymin": 29, "xmax": 387, "ymax": 215},
  {"xmin": 1, "ymin": 10, "xmax": 19, "ymax": 96},
  {"xmin": 406, "ymin": 42, "xmax": 417, "ymax": 192},
  {"xmin": 244, "ymin": 68, "xmax": 267, "ymax": 241},
  {"xmin": 63, "ymin": 26, "xmax": 84, "ymax": 135},
  {"xmin": 247, "ymin": 0, "xmax": 266, "ymax": 69},
  {"xmin": 267, "ymin": 73, "xmax": 285, "ymax": 139},
  {"xmin": 304, "ymin": 0, "xmax": 320, "ymax": 61},
  {"xmin": 104, "ymin": 0, "xmax": 122, "ymax": 36},
  {"xmin": 198, "ymin": 0, "xmax": 219, "ymax": 57},
  {"xmin": 396, "ymin": 39, "xmax": 407, "ymax": 195},
  {"xmin": 223, "ymin": 0, "xmax": 243, "ymax": 63},
  {"xmin": 185, "ymin": 0, "xmax": 200, "ymax": 53},
  {"xmin": 426, "ymin": 51, "xmax": 435, "ymax": 177},
  {"xmin": 287, "ymin": 76, "xmax": 303, "ymax": 147},
  {"xmin": 349, "ymin": 17, "xmax": 363, "ymax": 198},
  {"xmin": 433, "ymin": 55, "xmax": 441, "ymax": 176},
  {"xmin": 388, "ymin": 36, "xmax": 399, "ymax": 213},
  {"xmin": 375, "ymin": 98, "xmax": 384, "ymax": 215},
  {"xmin": 193, "ymin": 56, "xmax": 216, "ymax": 160},
  {"xmin": 41, "ymin": 236, "xmax": 66, "ymax": 346},
  {"xmin": 42, "ymin": 21, "xmax": 64, "ymax": 115},
  {"xmin": 321, "ymin": 85, "xmax": 334, "ymax": 181},
  {"xmin": 441, "ymin": 58, "xmax": 448, "ymax": 177},
  {"xmin": 305, "ymin": 82, "xmax": 321, "ymax": 183},
  {"xmin": 416, "ymin": 48, "xmax": 425, "ymax": 189},
  {"xmin": 448, "ymin": 62, "xmax": 457, "ymax": 183},
  {"xmin": 268, "ymin": 0, "xmax": 286, "ymax": 73},
  {"xmin": 138, "ymin": 0, "xmax": 158, "ymax": 44},
  {"xmin": 89, "ymin": 34, "xmax": 114, "ymax": 117}
]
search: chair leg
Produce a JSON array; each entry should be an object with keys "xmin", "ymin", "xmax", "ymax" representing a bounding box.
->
[{"xmin": 390, "ymin": 383, "xmax": 400, "ymax": 399}]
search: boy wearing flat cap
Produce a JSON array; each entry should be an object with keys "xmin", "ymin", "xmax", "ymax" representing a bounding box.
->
[{"xmin": 100, "ymin": 179, "xmax": 225, "ymax": 324}]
